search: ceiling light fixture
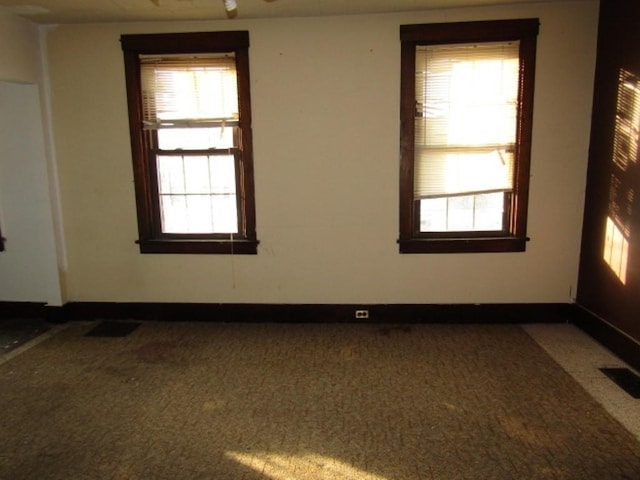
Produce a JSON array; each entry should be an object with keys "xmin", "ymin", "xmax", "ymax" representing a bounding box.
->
[
  {"xmin": 222, "ymin": 0, "xmax": 278, "ymax": 19},
  {"xmin": 222, "ymin": 0, "xmax": 238, "ymax": 18}
]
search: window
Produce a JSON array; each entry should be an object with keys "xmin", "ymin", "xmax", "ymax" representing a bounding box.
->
[
  {"xmin": 121, "ymin": 31, "xmax": 258, "ymax": 254},
  {"xmin": 398, "ymin": 19, "xmax": 539, "ymax": 253}
]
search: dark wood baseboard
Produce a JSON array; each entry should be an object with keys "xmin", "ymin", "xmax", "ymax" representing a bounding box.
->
[
  {"xmin": 62, "ymin": 301, "xmax": 571, "ymax": 324},
  {"xmin": 5, "ymin": 300, "xmax": 637, "ymax": 372},
  {"xmin": 0, "ymin": 302, "xmax": 67, "ymax": 324},
  {"xmin": 0, "ymin": 302, "xmax": 47, "ymax": 319},
  {"xmin": 570, "ymin": 304, "xmax": 640, "ymax": 372}
]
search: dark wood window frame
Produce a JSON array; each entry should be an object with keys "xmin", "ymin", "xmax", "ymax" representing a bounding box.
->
[
  {"xmin": 398, "ymin": 19, "xmax": 539, "ymax": 254},
  {"xmin": 121, "ymin": 31, "xmax": 258, "ymax": 254}
]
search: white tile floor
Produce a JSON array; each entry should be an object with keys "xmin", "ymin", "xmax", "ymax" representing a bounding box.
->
[{"xmin": 524, "ymin": 323, "xmax": 640, "ymax": 440}]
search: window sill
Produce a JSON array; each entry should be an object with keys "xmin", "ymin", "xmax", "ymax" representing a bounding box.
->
[
  {"xmin": 398, "ymin": 236, "xmax": 528, "ymax": 254},
  {"xmin": 137, "ymin": 238, "xmax": 258, "ymax": 254}
]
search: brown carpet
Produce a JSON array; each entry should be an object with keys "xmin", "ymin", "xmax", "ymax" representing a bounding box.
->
[{"xmin": 0, "ymin": 322, "xmax": 639, "ymax": 479}]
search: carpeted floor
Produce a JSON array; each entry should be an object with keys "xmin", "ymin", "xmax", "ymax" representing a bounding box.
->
[
  {"xmin": 0, "ymin": 321, "xmax": 639, "ymax": 479},
  {"xmin": 0, "ymin": 318, "xmax": 51, "ymax": 355}
]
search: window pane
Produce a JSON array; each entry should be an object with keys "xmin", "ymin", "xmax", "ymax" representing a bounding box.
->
[
  {"xmin": 160, "ymin": 195, "xmax": 188, "ymax": 233},
  {"xmin": 473, "ymin": 192, "xmax": 504, "ymax": 231},
  {"xmin": 184, "ymin": 156, "xmax": 212, "ymax": 194},
  {"xmin": 160, "ymin": 193, "xmax": 238, "ymax": 234},
  {"xmin": 186, "ymin": 195, "xmax": 214, "ymax": 233},
  {"xmin": 447, "ymin": 195, "xmax": 474, "ymax": 231},
  {"xmin": 158, "ymin": 154, "xmax": 238, "ymax": 234},
  {"xmin": 210, "ymin": 155, "xmax": 236, "ymax": 194},
  {"xmin": 212, "ymin": 194, "xmax": 238, "ymax": 233},
  {"xmin": 157, "ymin": 127, "xmax": 235, "ymax": 150},
  {"xmin": 420, "ymin": 197, "xmax": 447, "ymax": 231},
  {"xmin": 158, "ymin": 156, "xmax": 185, "ymax": 194},
  {"xmin": 420, "ymin": 192, "xmax": 505, "ymax": 232}
]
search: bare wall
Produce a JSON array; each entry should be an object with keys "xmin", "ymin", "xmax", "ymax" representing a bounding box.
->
[
  {"xmin": 46, "ymin": 1, "xmax": 599, "ymax": 304},
  {"xmin": 0, "ymin": 11, "xmax": 41, "ymax": 83}
]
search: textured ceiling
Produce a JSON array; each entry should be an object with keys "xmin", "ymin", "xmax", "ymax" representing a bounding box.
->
[{"xmin": 0, "ymin": 0, "xmax": 557, "ymax": 24}]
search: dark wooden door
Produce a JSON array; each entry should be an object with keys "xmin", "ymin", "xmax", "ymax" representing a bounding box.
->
[{"xmin": 577, "ymin": 0, "xmax": 640, "ymax": 367}]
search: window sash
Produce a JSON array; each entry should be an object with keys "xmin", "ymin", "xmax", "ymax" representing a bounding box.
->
[
  {"xmin": 151, "ymin": 145, "xmax": 240, "ymax": 235},
  {"xmin": 418, "ymin": 192, "xmax": 509, "ymax": 234}
]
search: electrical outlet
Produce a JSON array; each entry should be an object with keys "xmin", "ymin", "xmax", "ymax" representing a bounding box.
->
[{"xmin": 355, "ymin": 309, "xmax": 369, "ymax": 319}]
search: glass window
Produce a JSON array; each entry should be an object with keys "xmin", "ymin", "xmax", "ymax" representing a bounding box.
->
[
  {"xmin": 121, "ymin": 31, "xmax": 258, "ymax": 254},
  {"xmin": 399, "ymin": 19, "xmax": 539, "ymax": 253}
]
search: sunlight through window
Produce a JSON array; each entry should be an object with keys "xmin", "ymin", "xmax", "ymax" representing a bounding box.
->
[
  {"xmin": 415, "ymin": 42, "xmax": 518, "ymax": 233},
  {"xmin": 226, "ymin": 451, "xmax": 391, "ymax": 480},
  {"xmin": 603, "ymin": 217, "xmax": 629, "ymax": 284},
  {"xmin": 603, "ymin": 68, "xmax": 639, "ymax": 285},
  {"xmin": 399, "ymin": 19, "xmax": 538, "ymax": 253},
  {"xmin": 121, "ymin": 31, "xmax": 258, "ymax": 253},
  {"xmin": 141, "ymin": 53, "xmax": 240, "ymax": 235}
]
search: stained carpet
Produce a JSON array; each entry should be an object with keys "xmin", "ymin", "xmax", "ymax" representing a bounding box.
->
[
  {"xmin": 0, "ymin": 318, "xmax": 51, "ymax": 354},
  {"xmin": 0, "ymin": 322, "xmax": 639, "ymax": 480}
]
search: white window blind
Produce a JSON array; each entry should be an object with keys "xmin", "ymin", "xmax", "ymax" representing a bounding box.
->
[
  {"xmin": 140, "ymin": 53, "xmax": 239, "ymax": 130},
  {"xmin": 414, "ymin": 41, "xmax": 519, "ymax": 199},
  {"xmin": 140, "ymin": 53, "xmax": 241, "ymax": 235}
]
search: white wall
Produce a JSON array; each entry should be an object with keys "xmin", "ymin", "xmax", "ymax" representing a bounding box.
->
[
  {"xmin": 46, "ymin": 1, "xmax": 599, "ymax": 304},
  {"xmin": 0, "ymin": 12, "xmax": 63, "ymax": 306},
  {"xmin": 0, "ymin": 11, "xmax": 40, "ymax": 83}
]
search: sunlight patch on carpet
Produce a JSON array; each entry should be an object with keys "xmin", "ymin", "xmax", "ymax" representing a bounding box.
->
[{"xmin": 226, "ymin": 451, "xmax": 390, "ymax": 480}]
